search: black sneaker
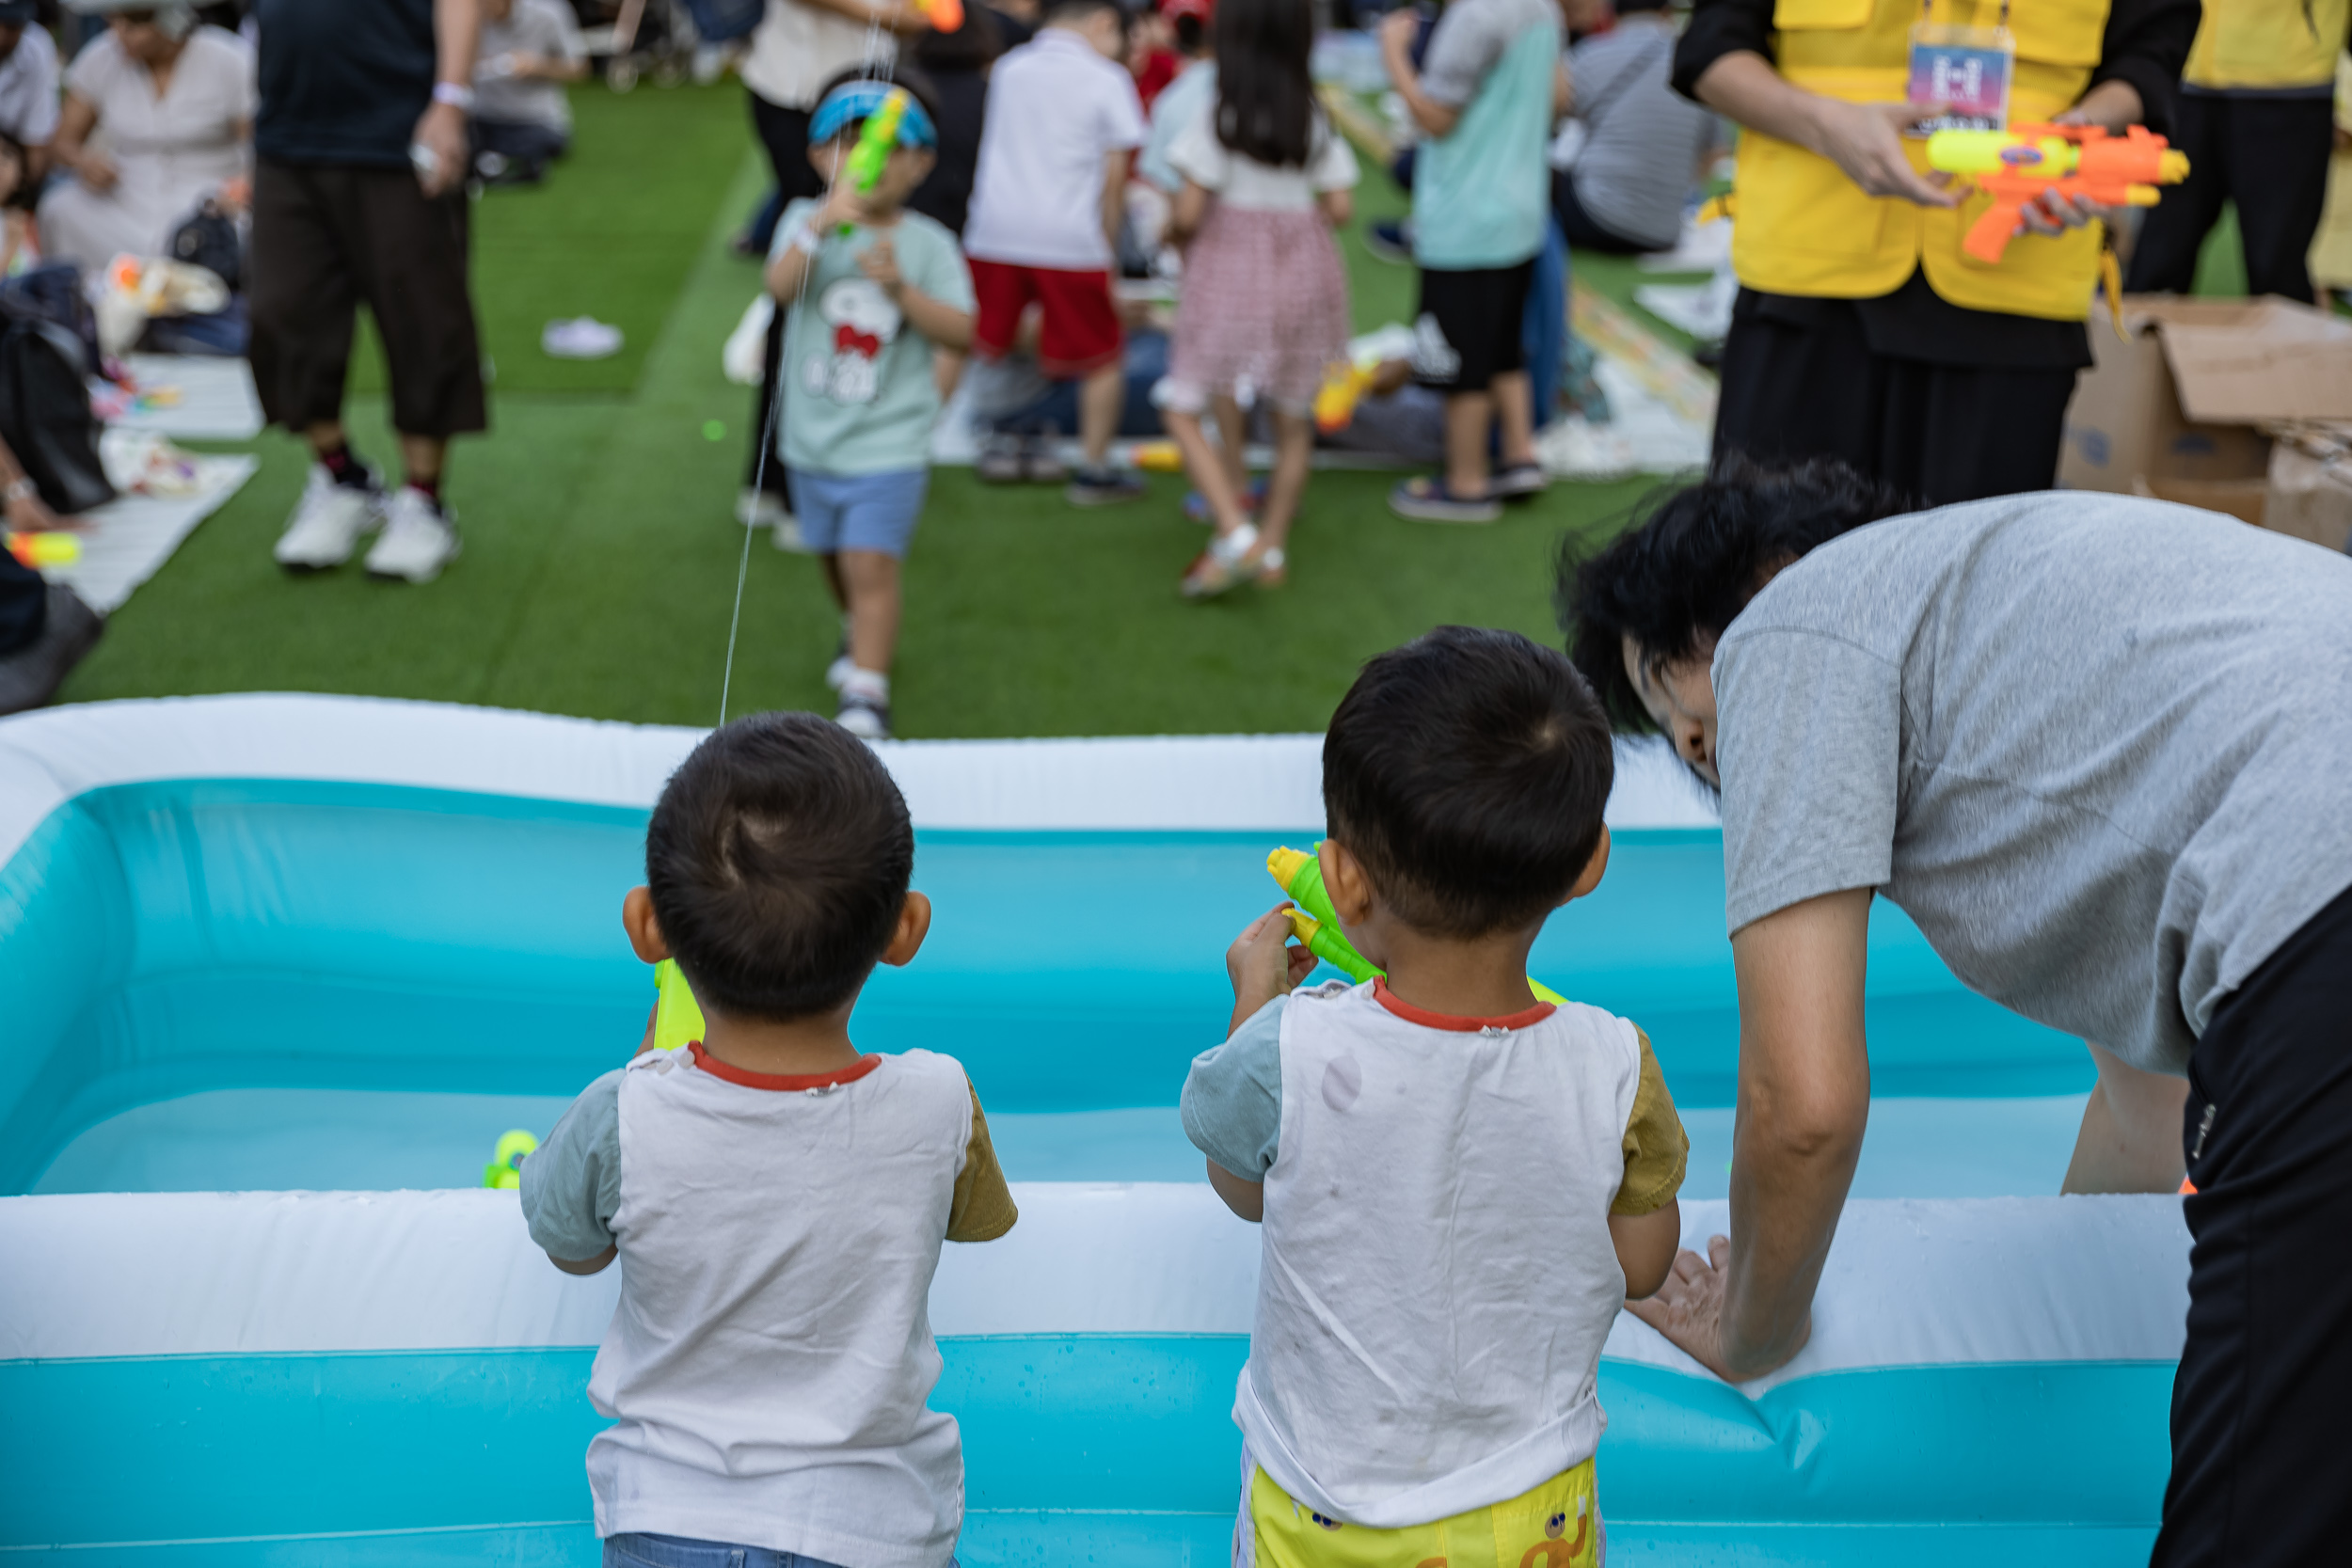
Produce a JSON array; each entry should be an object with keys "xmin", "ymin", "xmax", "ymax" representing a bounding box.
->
[
  {"xmin": 1363, "ymin": 219, "xmax": 1413, "ymax": 264},
  {"xmin": 1065, "ymin": 465, "xmax": 1147, "ymax": 507},
  {"xmin": 0, "ymin": 582, "xmax": 103, "ymax": 715},
  {"xmin": 836, "ymin": 691, "xmax": 891, "ymax": 739}
]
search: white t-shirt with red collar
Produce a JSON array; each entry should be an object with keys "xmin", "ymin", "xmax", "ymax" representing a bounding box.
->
[
  {"xmin": 1181, "ymin": 977, "xmax": 1684, "ymax": 1528},
  {"xmin": 522, "ymin": 1041, "xmax": 1015, "ymax": 1565}
]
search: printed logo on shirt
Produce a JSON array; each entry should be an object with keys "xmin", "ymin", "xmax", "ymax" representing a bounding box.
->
[{"xmin": 803, "ymin": 277, "xmax": 902, "ymax": 405}]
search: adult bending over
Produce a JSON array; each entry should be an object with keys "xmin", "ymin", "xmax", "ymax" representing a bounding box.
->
[
  {"xmin": 40, "ymin": 2, "xmax": 254, "ymax": 274},
  {"xmin": 1560, "ymin": 459, "xmax": 2352, "ymax": 1566}
]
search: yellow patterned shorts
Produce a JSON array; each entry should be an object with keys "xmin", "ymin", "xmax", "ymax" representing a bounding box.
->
[{"xmin": 1244, "ymin": 1457, "xmax": 1601, "ymax": 1568}]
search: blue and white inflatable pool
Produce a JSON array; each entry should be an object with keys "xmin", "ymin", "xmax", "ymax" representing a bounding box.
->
[{"xmin": 0, "ymin": 696, "xmax": 2189, "ymax": 1564}]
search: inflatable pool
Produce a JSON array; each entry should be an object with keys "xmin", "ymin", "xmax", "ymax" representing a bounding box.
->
[{"xmin": 0, "ymin": 695, "xmax": 2189, "ymax": 1564}]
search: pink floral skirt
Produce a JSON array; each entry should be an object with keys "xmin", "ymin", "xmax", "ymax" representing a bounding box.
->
[{"xmin": 1168, "ymin": 203, "xmax": 1351, "ymax": 412}]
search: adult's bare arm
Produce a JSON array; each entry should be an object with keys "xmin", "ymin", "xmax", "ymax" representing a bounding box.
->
[
  {"xmin": 1628, "ymin": 888, "xmax": 1872, "ymax": 1381},
  {"xmin": 1692, "ymin": 50, "xmax": 1955, "ymax": 207},
  {"xmin": 415, "ymin": 0, "xmax": 483, "ymax": 196}
]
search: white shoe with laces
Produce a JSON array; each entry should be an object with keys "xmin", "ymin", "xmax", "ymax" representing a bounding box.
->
[
  {"xmin": 274, "ymin": 464, "xmax": 386, "ymax": 572},
  {"xmin": 364, "ymin": 486, "xmax": 462, "ymax": 583}
]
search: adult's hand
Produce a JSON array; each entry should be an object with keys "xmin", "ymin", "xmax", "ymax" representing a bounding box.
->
[
  {"xmin": 412, "ymin": 100, "xmax": 469, "ymax": 197},
  {"xmin": 1632, "ymin": 888, "xmax": 1873, "ymax": 1383},
  {"xmin": 1809, "ymin": 99, "xmax": 1958, "ymax": 206},
  {"xmin": 5, "ymin": 483, "xmax": 62, "ymax": 535}
]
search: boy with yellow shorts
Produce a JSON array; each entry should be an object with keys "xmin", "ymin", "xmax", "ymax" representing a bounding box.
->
[{"xmin": 1183, "ymin": 627, "xmax": 1688, "ymax": 1566}]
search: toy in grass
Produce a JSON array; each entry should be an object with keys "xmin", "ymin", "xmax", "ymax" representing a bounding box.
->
[
  {"xmin": 482, "ymin": 1129, "xmax": 539, "ymax": 1189},
  {"xmin": 1268, "ymin": 844, "xmax": 1567, "ymax": 1004},
  {"xmin": 5, "ymin": 531, "xmax": 80, "ymax": 568}
]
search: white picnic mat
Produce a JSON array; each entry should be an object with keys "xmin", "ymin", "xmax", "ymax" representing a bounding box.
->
[
  {"xmin": 101, "ymin": 354, "xmax": 265, "ymax": 441},
  {"xmin": 40, "ymin": 434, "xmax": 258, "ymax": 612}
]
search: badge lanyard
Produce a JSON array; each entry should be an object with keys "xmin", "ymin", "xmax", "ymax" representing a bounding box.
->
[{"xmin": 1907, "ymin": 0, "xmax": 2015, "ymax": 135}]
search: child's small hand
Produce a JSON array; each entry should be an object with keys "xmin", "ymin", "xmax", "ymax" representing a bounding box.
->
[
  {"xmin": 816, "ymin": 183, "xmax": 869, "ymax": 233},
  {"xmin": 1227, "ymin": 903, "xmax": 1315, "ymax": 1015},
  {"xmin": 858, "ymin": 236, "xmax": 904, "ymax": 296}
]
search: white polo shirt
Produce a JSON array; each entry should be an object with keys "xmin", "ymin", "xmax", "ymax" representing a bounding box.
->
[
  {"xmin": 962, "ymin": 26, "xmax": 1147, "ymax": 271},
  {"xmin": 0, "ymin": 24, "xmax": 60, "ymax": 147}
]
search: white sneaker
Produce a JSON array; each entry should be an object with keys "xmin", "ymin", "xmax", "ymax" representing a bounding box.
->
[
  {"xmin": 364, "ymin": 487, "xmax": 462, "ymax": 583},
  {"xmin": 274, "ymin": 464, "xmax": 385, "ymax": 572}
]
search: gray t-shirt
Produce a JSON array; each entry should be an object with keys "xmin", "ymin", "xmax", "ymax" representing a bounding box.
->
[
  {"xmin": 1565, "ymin": 16, "xmax": 1712, "ymax": 251},
  {"xmin": 476, "ymin": 0, "xmax": 584, "ymax": 133},
  {"xmin": 1714, "ymin": 494, "xmax": 2352, "ymax": 1074}
]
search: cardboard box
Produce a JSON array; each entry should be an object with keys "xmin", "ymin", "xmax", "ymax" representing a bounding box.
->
[
  {"xmin": 2262, "ymin": 428, "xmax": 2352, "ymax": 553},
  {"xmin": 2059, "ymin": 295, "xmax": 2352, "ymax": 494},
  {"xmin": 2131, "ymin": 474, "xmax": 2268, "ymax": 527}
]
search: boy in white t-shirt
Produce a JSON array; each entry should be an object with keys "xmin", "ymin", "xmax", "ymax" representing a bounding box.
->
[
  {"xmin": 1183, "ymin": 626, "xmax": 1687, "ymax": 1566},
  {"xmin": 522, "ymin": 711, "xmax": 1017, "ymax": 1568},
  {"xmin": 961, "ymin": 0, "xmax": 1150, "ymax": 504}
]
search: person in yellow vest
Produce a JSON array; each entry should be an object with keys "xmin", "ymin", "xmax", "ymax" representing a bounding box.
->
[
  {"xmin": 1673, "ymin": 0, "xmax": 2199, "ymax": 502},
  {"xmin": 2124, "ymin": 0, "xmax": 2349, "ymax": 301}
]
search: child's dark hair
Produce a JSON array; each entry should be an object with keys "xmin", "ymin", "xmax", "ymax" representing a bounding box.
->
[
  {"xmin": 1323, "ymin": 626, "xmax": 1613, "ymax": 938},
  {"xmin": 1555, "ymin": 453, "xmax": 1909, "ymax": 735},
  {"xmin": 1172, "ymin": 8, "xmax": 1207, "ymax": 52},
  {"xmin": 809, "ymin": 62, "xmax": 946, "ymax": 143},
  {"xmin": 645, "ymin": 711, "xmax": 914, "ymax": 1022},
  {"xmin": 1215, "ymin": 0, "xmax": 1313, "ymax": 166}
]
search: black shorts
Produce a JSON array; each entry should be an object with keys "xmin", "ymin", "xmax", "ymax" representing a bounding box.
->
[
  {"xmin": 247, "ymin": 159, "xmax": 486, "ymax": 440},
  {"xmin": 1411, "ymin": 259, "xmax": 1534, "ymax": 394},
  {"xmin": 2156, "ymin": 879, "xmax": 2352, "ymax": 1566}
]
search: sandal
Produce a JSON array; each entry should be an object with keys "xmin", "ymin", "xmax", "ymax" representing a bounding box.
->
[
  {"xmin": 1181, "ymin": 523, "xmax": 1263, "ymax": 599},
  {"xmin": 1389, "ymin": 476, "xmax": 1502, "ymax": 524}
]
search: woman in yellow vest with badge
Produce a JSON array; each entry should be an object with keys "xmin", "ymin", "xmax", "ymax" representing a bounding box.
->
[
  {"xmin": 1672, "ymin": 0, "xmax": 2198, "ymax": 502},
  {"xmin": 2125, "ymin": 0, "xmax": 2349, "ymax": 302}
]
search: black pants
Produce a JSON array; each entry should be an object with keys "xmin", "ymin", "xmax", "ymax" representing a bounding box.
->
[
  {"xmin": 472, "ymin": 118, "xmax": 572, "ymax": 182},
  {"xmin": 247, "ymin": 160, "xmax": 486, "ymax": 439},
  {"xmin": 2123, "ymin": 91, "xmax": 2333, "ymax": 304},
  {"xmin": 747, "ymin": 93, "xmax": 823, "ymax": 497},
  {"xmin": 1713, "ymin": 303, "xmax": 2076, "ymax": 505},
  {"xmin": 2155, "ymin": 881, "xmax": 2352, "ymax": 1565}
]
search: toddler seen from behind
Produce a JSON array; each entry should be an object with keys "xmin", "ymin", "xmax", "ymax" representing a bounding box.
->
[
  {"xmin": 1184, "ymin": 626, "xmax": 1686, "ymax": 1564},
  {"xmin": 1163, "ymin": 0, "xmax": 1358, "ymax": 598},
  {"xmin": 522, "ymin": 711, "xmax": 1017, "ymax": 1568}
]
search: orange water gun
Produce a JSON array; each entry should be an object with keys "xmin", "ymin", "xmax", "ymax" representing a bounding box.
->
[
  {"xmin": 1925, "ymin": 124, "xmax": 2189, "ymax": 265},
  {"xmin": 921, "ymin": 0, "xmax": 963, "ymax": 28}
]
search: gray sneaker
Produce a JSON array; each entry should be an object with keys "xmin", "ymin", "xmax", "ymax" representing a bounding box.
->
[
  {"xmin": 274, "ymin": 463, "xmax": 386, "ymax": 572},
  {"xmin": 364, "ymin": 486, "xmax": 462, "ymax": 583}
]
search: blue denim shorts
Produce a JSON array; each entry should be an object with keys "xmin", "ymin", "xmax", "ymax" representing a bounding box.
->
[
  {"xmin": 603, "ymin": 1533, "xmax": 848, "ymax": 1568},
  {"xmin": 787, "ymin": 467, "xmax": 929, "ymax": 559}
]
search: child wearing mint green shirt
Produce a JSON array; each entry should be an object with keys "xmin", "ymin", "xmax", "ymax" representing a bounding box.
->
[{"xmin": 767, "ymin": 71, "xmax": 977, "ymax": 741}]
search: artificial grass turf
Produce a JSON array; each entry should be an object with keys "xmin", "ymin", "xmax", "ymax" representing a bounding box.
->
[{"xmin": 57, "ymin": 79, "xmax": 1665, "ymax": 737}]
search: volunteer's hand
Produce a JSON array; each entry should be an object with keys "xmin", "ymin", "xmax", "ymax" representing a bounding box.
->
[
  {"xmin": 2018, "ymin": 186, "xmax": 2110, "ymax": 236},
  {"xmin": 1627, "ymin": 1233, "xmax": 1812, "ymax": 1383},
  {"xmin": 1810, "ymin": 99, "xmax": 1958, "ymax": 207},
  {"xmin": 1226, "ymin": 902, "xmax": 1316, "ymax": 1015},
  {"xmin": 411, "ymin": 100, "xmax": 469, "ymax": 197},
  {"xmin": 858, "ymin": 235, "xmax": 904, "ymax": 295}
]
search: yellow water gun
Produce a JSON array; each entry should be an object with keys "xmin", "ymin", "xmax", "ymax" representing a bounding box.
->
[
  {"xmin": 1312, "ymin": 357, "xmax": 1381, "ymax": 436},
  {"xmin": 1267, "ymin": 845, "xmax": 1565, "ymax": 1005}
]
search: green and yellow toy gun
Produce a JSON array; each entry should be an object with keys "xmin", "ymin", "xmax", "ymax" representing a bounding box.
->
[
  {"xmin": 1925, "ymin": 123, "xmax": 2188, "ymax": 265},
  {"xmin": 483, "ymin": 1129, "xmax": 538, "ymax": 1190},
  {"xmin": 649, "ymin": 957, "xmax": 706, "ymax": 1053},
  {"xmin": 840, "ymin": 87, "xmax": 912, "ymax": 233},
  {"xmin": 1267, "ymin": 845, "xmax": 1565, "ymax": 1006}
]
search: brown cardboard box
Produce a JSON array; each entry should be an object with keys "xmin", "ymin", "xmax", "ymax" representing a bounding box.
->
[
  {"xmin": 2131, "ymin": 474, "xmax": 2269, "ymax": 526},
  {"xmin": 2262, "ymin": 429, "xmax": 2352, "ymax": 553},
  {"xmin": 2059, "ymin": 296, "xmax": 2352, "ymax": 494}
]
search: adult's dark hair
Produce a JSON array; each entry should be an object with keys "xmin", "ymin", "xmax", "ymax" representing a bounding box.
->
[
  {"xmin": 1556, "ymin": 454, "xmax": 1909, "ymax": 735},
  {"xmin": 914, "ymin": 2, "xmax": 1003, "ymax": 73},
  {"xmin": 1172, "ymin": 8, "xmax": 1206, "ymax": 52},
  {"xmin": 645, "ymin": 711, "xmax": 914, "ymax": 1022},
  {"xmin": 1215, "ymin": 0, "xmax": 1313, "ymax": 167},
  {"xmin": 1043, "ymin": 0, "xmax": 1130, "ymax": 25},
  {"xmin": 809, "ymin": 61, "xmax": 946, "ymax": 140},
  {"xmin": 1324, "ymin": 626, "xmax": 1614, "ymax": 938}
]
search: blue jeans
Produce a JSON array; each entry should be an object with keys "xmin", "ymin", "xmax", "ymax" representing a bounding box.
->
[{"xmin": 603, "ymin": 1535, "xmax": 849, "ymax": 1568}]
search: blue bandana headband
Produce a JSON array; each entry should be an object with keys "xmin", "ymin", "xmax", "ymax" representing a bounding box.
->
[{"xmin": 810, "ymin": 81, "xmax": 938, "ymax": 151}]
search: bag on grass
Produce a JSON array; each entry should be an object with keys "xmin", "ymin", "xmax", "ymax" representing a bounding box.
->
[{"xmin": 0, "ymin": 303, "xmax": 115, "ymax": 515}]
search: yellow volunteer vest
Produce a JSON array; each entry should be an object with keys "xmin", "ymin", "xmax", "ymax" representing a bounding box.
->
[
  {"xmin": 1731, "ymin": 0, "xmax": 2110, "ymax": 320},
  {"xmin": 2184, "ymin": 0, "xmax": 2350, "ymax": 90}
]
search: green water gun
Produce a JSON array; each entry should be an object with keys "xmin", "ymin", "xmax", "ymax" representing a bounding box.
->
[
  {"xmin": 650, "ymin": 958, "xmax": 707, "ymax": 1053},
  {"xmin": 840, "ymin": 87, "xmax": 911, "ymax": 233},
  {"xmin": 1267, "ymin": 844, "xmax": 1566, "ymax": 1006},
  {"xmin": 483, "ymin": 1129, "xmax": 538, "ymax": 1190}
]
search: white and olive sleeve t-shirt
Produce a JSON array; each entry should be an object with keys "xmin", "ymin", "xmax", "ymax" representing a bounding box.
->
[
  {"xmin": 1181, "ymin": 979, "xmax": 1685, "ymax": 1527},
  {"xmin": 523, "ymin": 1042, "xmax": 1016, "ymax": 1566}
]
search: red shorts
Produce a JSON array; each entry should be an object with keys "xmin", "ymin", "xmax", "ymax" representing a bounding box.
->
[{"xmin": 968, "ymin": 259, "xmax": 1123, "ymax": 379}]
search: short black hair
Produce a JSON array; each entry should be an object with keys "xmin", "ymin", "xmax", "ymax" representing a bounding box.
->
[
  {"xmin": 808, "ymin": 62, "xmax": 946, "ymax": 144},
  {"xmin": 1044, "ymin": 0, "xmax": 1129, "ymax": 24},
  {"xmin": 1556, "ymin": 454, "xmax": 1909, "ymax": 734},
  {"xmin": 645, "ymin": 711, "xmax": 914, "ymax": 1022},
  {"xmin": 1323, "ymin": 626, "xmax": 1614, "ymax": 939}
]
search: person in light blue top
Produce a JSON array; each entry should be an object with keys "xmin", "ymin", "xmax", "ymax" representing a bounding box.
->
[
  {"xmin": 768, "ymin": 70, "xmax": 977, "ymax": 742},
  {"xmin": 1136, "ymin": 0, "xmax": 1216, "ymax": 195},
  {"xmin": 1379, "ymin": 0, "xmax": 1564, "ymax": 524}
]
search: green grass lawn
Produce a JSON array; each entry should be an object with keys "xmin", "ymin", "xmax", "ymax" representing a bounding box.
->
[{"xmin": 57, "ymin": 81, "xmax": 1671, "ymax": 737}]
